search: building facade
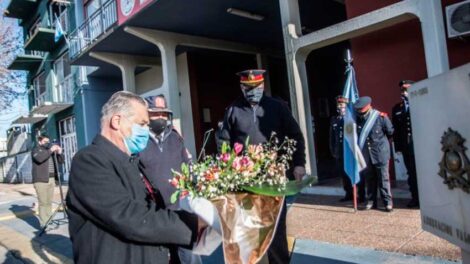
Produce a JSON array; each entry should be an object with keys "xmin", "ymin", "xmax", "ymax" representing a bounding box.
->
[
  {"xmin": 5, "ymin": 0, "xmax": 80, "ymax": 181},
  {"xmin": 4, "ymin": 0, "xmax": 470, "ymax": 182}
]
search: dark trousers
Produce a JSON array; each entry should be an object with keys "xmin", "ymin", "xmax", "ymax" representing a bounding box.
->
[
  {"xmin": 402, "ymin": 148, "xmax": 418, "ymax": 201},
  {"xmin": 358, "ymin": 161, "xmax": 392, "ymax": 207},
  {"xmin": 267, "ymin": 200, "xmax": 289, "ymax": 264},
  {"xmin": 336, "ymin": 158, "xmax": 352, "ymax": 198}
]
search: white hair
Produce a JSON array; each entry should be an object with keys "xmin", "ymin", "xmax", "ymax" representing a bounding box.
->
[{"xmin": 100, "ymin": 91, "xmax": 147, "ymax": 128}]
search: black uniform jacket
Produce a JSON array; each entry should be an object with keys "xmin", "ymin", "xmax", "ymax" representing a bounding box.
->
[
  {"xmin": 139, "ymin": 127, "xmax": 190, "ymax": 210},
  {"xmin": 219, "ymin": 96, "xmax": 306, "ymax": 168},
  {"xmin": 31, "ymin": 145, "xmax": 64, "ymax": 183},
  {"xmin": 66, "ymin": 135, "xmax": 198, "ymax": 264},
  {"xmin": 357, "ymin": 110, "xmax": 394, "ymax": 166},
  {"xmin": 329, "ymin": 115, "xmax": 344, "ymax": 159},
  {"xmin": 392, "ymin": 101, "xmax": 413, "ymax": 152}
]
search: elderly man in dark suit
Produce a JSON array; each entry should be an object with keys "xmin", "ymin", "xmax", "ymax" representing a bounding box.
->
[{"xmin": 66, "ymin": 91, "xmax": 205, "ymax": 264}]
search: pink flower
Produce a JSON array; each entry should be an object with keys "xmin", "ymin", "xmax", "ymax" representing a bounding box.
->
[
  {"xmin": 232, "ymin": 157, "xmax": 242, "ymax": 170},
  {"xmin": 221, "ymin": 153, "xmax": 231, "ymax": 162},
  {"xmin": 170, "ymin": 178, "xmax": 179, "ymax": 187},
  {"xmin": 180, "ymin": 190, "xmax": 189, "ymax": 199},
  {"xmin": 234, "ymin": 143, "xmax": 243, "ymax": 155}
]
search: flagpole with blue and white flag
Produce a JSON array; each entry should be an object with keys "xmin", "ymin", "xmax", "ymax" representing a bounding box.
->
[{"xmin": 342, "ymin": 49, "xmax": 366, "ymax": 211}]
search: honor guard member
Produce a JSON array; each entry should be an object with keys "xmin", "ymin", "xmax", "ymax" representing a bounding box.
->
[
  {"xmin": 354, "ymin": 96, "xmax": 394, "ymax": 212},
  {"xmin": 219, "ymin": 69, "xmax": 306, "ymax": 264},
  {"xmin": 393, "ymin": 80, "xmax": 419, "ymax": 208},
  {"xmin": 329, "ymin": 96, "xmax": 353, "ymax": 202},
  {"xmin": 139, "ymin": 95, "xmax": 201, "ymax": 264}
]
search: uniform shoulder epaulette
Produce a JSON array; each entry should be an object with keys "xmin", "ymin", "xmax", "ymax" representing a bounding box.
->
[
  {"xmin": 171, "ymin": 127, "xmax": 184, "ymax": 140},
  {"xmin": 380, "ymin": 112, "xmax": 388, "ymax": 117}
]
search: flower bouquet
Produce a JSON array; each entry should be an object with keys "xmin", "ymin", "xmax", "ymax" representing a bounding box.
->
[{"xmin": 171, "ymin": 134, "xmax": 316, "ymax": 264}]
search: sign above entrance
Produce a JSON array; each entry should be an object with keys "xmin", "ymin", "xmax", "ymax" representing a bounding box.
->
[{"xmin": 117, "ymin": 0, "xmax": 155, "ymax": 25}]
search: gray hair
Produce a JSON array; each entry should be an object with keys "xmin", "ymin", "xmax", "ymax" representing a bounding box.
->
[{"xmin": 100, "ymin": 91, "xmax": 147, "ymax": 128}]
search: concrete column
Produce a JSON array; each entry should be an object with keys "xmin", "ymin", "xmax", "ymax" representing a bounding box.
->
[
  {"xmin": 89, "ymin": 52, "xmax": 136, "ymax": 92},
  {"xmin": 279, "ymin": 0, "xmax": 317, "ymax": 176},
  {"xmin": 416, "ymin": 0, "xmax": 449, "ymax": 77},
  {"xmin": 158, "ymin": 41, "xmax": 184, "ymax": 135}
]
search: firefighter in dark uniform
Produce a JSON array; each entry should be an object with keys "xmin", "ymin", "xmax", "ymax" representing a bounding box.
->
[
  {"xmin": 219, "ymin": 69, "xmax": 306, "ymax": 264},
  {"xmin": 392, "ymin": 80, "xmax": 419, "ymax": 208},
  {"xmin": 354, "ymin": 96, "xmax": 394, "ymax": 212},
  {"xmin": 329, "ymin": 95, "xmax": 353, "ymax": 201},
  {"xmin": 139, "ymin": 95, "xmax": 200, "ymax": 264}
]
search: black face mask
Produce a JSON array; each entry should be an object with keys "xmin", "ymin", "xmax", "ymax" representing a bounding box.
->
[
  {"xmin": 243, "ymin": 87, "xmax": 264, "ymax": 104},
  {"xmin": 43, "ymin": 142, "xmax": 52, "ymax": 149},
  {"xmin": 149, "ymin": 119, "xmax": 168, "ymax": 135}
]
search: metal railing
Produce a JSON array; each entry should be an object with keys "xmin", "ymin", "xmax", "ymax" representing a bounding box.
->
[
  {"xmin": 0, "ymin": 151, "xmax": 33, "ymax": 184},
  {"xmin": 69, "ymin": 0, "xmax": 117, "ymax": 59},
  {"xmin": 34, "ymin": 74, "xmax": 75, "ymax": 107},
  {"xmin": 21, "ymin": 50, "xmax": 46, "ymax": 57}
]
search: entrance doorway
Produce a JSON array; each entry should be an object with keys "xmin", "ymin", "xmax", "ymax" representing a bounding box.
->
[{"xmin": 58, "ymin": 116, "xmax": 78, "ymax": 181}]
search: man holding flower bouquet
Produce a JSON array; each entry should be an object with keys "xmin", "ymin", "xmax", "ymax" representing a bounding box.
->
[
  {"xmin": 139, "ymin": 94, "xmax": 202, "ymax": 264},
  {"xmin": 218, "ymin": 69, "xmax": 306, "ymax": 264}
]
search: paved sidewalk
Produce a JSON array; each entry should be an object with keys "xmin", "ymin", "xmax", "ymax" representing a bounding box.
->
[
  {"xmin": 0, "ymin": 183, "xmax": 463, "ymax": 263},
  {"xmin": 287, "ymin": 194, "xmax": 462, "ymax": 262}
]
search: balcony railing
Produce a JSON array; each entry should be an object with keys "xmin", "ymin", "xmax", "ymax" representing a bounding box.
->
[
  {"xmin": 70, "ymin": 0, "xmax": 117, "ymax": 59},
  {"xmin": 34, "ymin": 74, "xmax": 75, "ymax": 108}
]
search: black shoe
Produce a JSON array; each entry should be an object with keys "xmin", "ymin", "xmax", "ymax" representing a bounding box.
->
[
  {"xmin": 407, "ymin": 199, "xmax": 420, "ymax": 208},
  {"xmin": 385, "ymin": 205, "xmax": 393, "ymax": 212},
  {"xmin": 339, "ymin": 196, "xmax": 353, "ymax": 202}
]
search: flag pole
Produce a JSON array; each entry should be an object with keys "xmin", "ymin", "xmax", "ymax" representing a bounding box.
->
[{"xmin": 353, "ymin": 184, "xmax": 357, "ymax": 212}]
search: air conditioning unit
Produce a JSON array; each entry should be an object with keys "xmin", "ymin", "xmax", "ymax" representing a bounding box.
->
[{"xmin": 446, "ymin": 0, "xmax": 470, "ymax": 38}]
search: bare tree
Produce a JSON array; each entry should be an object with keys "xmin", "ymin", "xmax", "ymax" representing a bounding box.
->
[{"xmin": 0, "ymin": 3, "xmax": 27, "ymax": 113}]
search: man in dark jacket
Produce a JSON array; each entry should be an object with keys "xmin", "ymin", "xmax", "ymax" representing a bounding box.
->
[
  {"xmin": 354, "ymin": 96, "xmax": 394, "ymax": 212},
  {"xmin": 31, "ymin": 135, "xmax": 63, "ymax": 227},
  {"xmin": 66, "ymin": 91, "xmax": 205, "ymax": 264},
  {"xmin": 392, "ymin": 80, "xmax": 419, "ymax": 208},
  {"xmin": 140, "ymin": 94, "xmax": 200, "ymax": 264},
  {"xmin": 329, "ymin": 95, "xmax": 353, "ymax": 202},
  {"xmin": 219, "ymin": 69, "xmax": 306, "ymax": 264}
]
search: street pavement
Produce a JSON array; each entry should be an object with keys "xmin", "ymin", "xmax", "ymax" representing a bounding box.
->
[{"xmin": 0, "ymin": 183, "xmax": 462, "ymax": 263}]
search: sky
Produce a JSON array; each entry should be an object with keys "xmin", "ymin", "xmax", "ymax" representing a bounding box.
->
[{"xmin": 0, "ymin": 0, "xmax": 29, "ymax": 139}]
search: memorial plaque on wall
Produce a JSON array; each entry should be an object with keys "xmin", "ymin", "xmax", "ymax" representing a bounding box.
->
[{"xmin": 409, "ymin": 63, "xmax": 470, "ymax": 251}]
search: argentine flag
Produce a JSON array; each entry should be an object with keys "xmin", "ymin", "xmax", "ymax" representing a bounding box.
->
[
  {"xmin": 342, "ymin": 65, "xmax": 366, "ymax": 185},
  {"xmin": 54, "ymin": 18, "xmax": 64, "ymax": 43}
]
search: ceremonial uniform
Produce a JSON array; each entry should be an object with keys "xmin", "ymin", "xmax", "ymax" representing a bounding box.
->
[
  {"xmin": 219, "ymin": 69, "xmax": 306, "ymax": 264},
  {"xmin": 393, "ymin": 80, "xmax": 419, "ymax": 207},
  {"xmin": 329, "ymin": 115, "xmax": 352, "ymax": 199},
  {"xmin": 354, "ymin": 97, "xmax": 394, "ymax": 210}
]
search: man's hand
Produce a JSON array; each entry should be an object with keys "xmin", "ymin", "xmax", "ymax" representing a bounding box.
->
[
  {"xmin": 293, "ymin": 166, "xmax": 306, "ymax": 181},
  {"xmin": 50, "ymin": 145, "xmax": 63, "ymax": 154}
]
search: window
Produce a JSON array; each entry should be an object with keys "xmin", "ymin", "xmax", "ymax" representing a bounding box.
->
[
  {"xmin": 33, "ymin": 72, "xmax": 46, "ymax": 106},
  {"xmin": 54, "ymin": 52, "xmax": 73, "ymax": 103}
]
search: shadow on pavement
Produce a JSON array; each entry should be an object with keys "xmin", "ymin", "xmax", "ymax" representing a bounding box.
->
[
  {"xmin": 3, "ymin": 249, "xmax": 35, "ymax": 264},
  {"xmin": 290, "ymin": 252, "xmax": 358, "ymax": 264},
  {"xmin": 9, "ymin": 205, "xmax": 40, "ymax": 230}
]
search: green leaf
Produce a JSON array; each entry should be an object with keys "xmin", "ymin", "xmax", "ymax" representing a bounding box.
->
[
  {"xmin": 245, "ymin": 136, "xmax": 250, "ymax": 147},
  {"xmin": 221, "ymin": 142, "xmax": 229, "ymax": 154},
  {"xmin": 241, "ymin": 176, "xmax": 317, "ymax": 196},
  {"xmin": 181, "ymin": 163, "xmax": 189, "ymax": 175},
  {"xmin": 170, "ymin": 191, "xmax": 180, "ymax": 204}
]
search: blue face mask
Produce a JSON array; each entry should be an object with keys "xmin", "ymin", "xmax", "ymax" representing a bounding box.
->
[
  {"xmin": 243, "ymin": 87, "xmax": 264, "ymax": 103},
  {"xmin": 123, "ymin": 124, "xmax": 150, "ymax": 155}
]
